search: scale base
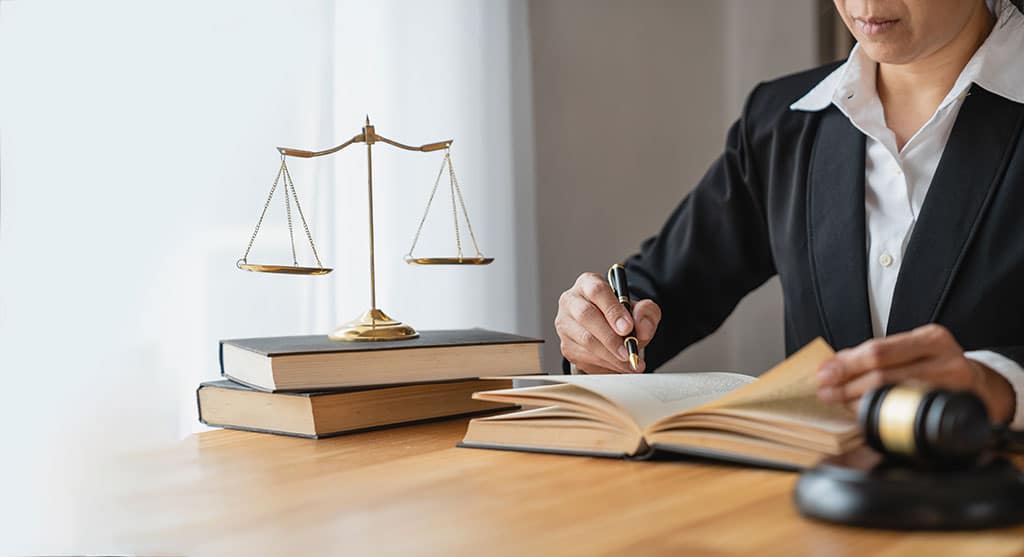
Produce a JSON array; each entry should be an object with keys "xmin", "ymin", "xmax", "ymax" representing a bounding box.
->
[
  {"xmin": 794, "ymin": 447, "xmax": 1024, "ymax": 530},
  {"xmin": 329, "ymin": 308, "xmax": 419, "ymax": 342}
]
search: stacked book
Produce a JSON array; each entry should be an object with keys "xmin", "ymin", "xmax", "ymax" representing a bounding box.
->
[{"xmin": 197, "ymin": 329, "xmax": 543, "ymax": 438}]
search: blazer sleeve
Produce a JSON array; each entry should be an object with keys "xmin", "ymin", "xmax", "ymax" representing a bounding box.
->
[{"xmin": 623, "ymin": 86, "xmax": 778, "ymax": 371}]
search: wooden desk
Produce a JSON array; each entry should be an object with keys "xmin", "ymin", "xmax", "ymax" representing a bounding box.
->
[{"xmin": 96, "ymin": 418, "xmax": 1024, "ymax": 556}]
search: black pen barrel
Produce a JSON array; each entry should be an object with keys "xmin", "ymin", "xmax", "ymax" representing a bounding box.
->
[
  {"xmin": 608, "ymin": 264, "xmax": 631, "ymax": 304},
  {"xmin": 608, "ymin": 263, "xmax": 642, "ymax": 371}
]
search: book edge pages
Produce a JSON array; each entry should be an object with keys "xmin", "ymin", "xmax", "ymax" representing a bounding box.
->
[
  {"xmin": 222, "ymin": 344, "xmax": 277, "ymax": 391},
  {"xmin": 472, "ymin": 383, "xmax": 638, "ymax": 433},
  {"xmin": 462, "ymin": 405, "xmax": 646, "ymax": 455},
  {"xmin": 271, "ymin": 343, "xmax": 542, "ymax": 391}
]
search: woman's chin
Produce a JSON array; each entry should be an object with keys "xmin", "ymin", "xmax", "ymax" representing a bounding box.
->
[{"xmin": 856, "ymin": 41, "xmax": 922, "ymax": 65}]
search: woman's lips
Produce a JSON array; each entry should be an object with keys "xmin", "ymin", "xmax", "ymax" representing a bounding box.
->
[{"xmin": 854, "ymin": 17, "xmax": 899, "ymax": 36}]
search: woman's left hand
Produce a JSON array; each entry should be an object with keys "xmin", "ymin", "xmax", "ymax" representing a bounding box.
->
[{"xmin": 815, "ymin": 324, "xmax": 1015, "ymax": 423}]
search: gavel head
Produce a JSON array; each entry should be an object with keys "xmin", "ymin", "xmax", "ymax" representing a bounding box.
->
[{"xmin": 858, "ymin": 384, "xmax": 993, "ymax": 464}]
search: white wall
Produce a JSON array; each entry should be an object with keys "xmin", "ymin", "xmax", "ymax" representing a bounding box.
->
[{"xmin": 0, "ymin": 1, "xmax": 535, "ymax": 552}]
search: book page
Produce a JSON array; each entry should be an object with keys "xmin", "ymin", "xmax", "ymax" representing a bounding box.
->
[
  {"xmin": 689, "ymin": 338, "xmax": 855, "ymax": 433},
  {"xmin": 700, "ymin": 338, "xmax": 831, "ymax": 406},
  {"xmin": 505, "ymin": 372, "xmax": 755, "ymax": 430}
]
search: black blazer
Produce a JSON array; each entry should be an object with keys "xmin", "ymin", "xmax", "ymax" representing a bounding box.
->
[{"xmin": 620, "ymin": 62, "xmax": 1024, "ymax": 372}]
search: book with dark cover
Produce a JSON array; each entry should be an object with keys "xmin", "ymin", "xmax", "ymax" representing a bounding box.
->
[
  {"xmin": 198, "ymin": 378, "xmax": 517, "ymax": 439},
  {"xmin": 219, "ymin": 328, "xmax": 544, "ymax": 392}
]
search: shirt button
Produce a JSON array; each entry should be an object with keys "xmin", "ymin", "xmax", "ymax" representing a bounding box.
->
[{"xmin": 879, "ymin": 253, "xmax": 894, "ymax": 267}]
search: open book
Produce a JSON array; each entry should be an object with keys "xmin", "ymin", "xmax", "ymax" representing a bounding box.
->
[{"xmin": 459, "ymin": 338, "xmax": 861, "ymax": 470}]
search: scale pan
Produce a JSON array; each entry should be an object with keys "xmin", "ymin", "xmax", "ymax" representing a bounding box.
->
[
  {"xmin": 237, "ymin": 262, "xmax": 333, "ymax": 275},
  {"xmin": 405, "ymin": 256, "xmax": 494, "ymax": 266}
]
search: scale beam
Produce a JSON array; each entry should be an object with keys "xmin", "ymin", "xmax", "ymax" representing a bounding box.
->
[
  {"xmin": 276, "ymin": 120, "xmax": 453, "ymax": 159},
  {"xmin": 277, "ymin": 134, "xmax": 362, "ymax": 158}
]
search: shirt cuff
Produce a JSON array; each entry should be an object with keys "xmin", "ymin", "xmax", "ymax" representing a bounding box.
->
[{"xmin": 965, "ymin": 350, "xmax": 1024, "ymax": 430}]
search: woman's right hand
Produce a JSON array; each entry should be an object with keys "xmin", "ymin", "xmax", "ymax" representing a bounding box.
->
[{"xmin": 555, "ymin": 272, "xmax": 662, "ymax": 373}]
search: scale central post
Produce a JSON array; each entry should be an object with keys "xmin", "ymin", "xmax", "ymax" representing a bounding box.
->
[
  {"xmin": 365, "ymin": 120, "xmax": 377, "ymax": 312},
  {"xmin": 329, "ymin": 117, "xmax": 421, "ymax": 341},
  {"xmin": 274, "ymin": 116, "xmax": 451, "ymax": 341}
]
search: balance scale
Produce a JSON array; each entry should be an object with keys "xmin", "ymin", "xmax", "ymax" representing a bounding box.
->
[{"xmin": 237, "ymin": 117, "xmax": 493, "ymax": 341}]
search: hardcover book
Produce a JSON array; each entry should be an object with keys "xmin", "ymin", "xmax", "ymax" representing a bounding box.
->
[
  {"xmin": 219, "ymin": 328, "xmax": 543, "ymax": 392},
  {"xmin": 198, "ymin": 378, "xmax": 516, "ymax": 438},
  {"xmin": 459, "ymin": 339, "xmax": 862, "ymax": 470}
]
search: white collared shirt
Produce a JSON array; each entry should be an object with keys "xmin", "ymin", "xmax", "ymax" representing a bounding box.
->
[{"xmin": 791, "ymin": 0, "xmax": 1024, "ymax": 427}]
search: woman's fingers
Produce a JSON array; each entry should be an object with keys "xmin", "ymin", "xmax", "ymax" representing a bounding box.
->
[
  {"xmin": 819, "ymin": 356, "xmax": 982, "ymax": 416},
  {"xmin": 575, "ymin": 272, "xmax": 634, "ymax": 335},
  {"xmin": 557, "ymin": 317, "xmax": 631, "ymax": 372},
  {"xmin": 817, "ymin": 325, "xmax": 958, "ymax": 388},
  {"xmin": 560, "ymin": 336, "xmax": 633, "ymax": 374},
  {"xmin": 632, "ymin": 299, "xmax": 662, "ymax": 346},
  {"xmin": 562, "ymin": 293, "xmax": 634, "ymax": 365},
  {"xmin": 818, "ymin": 361, "xmax": 928, "ymax": 404}
]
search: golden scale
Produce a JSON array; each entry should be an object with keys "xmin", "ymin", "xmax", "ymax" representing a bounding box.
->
[{"xmin": 237, "ymin": 117, "xmax": 492, "ymax": 341}]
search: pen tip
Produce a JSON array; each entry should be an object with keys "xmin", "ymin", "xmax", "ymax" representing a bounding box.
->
[{"xmin": 629, "ymin": 353, "xmax": 640, "ymax": 371}]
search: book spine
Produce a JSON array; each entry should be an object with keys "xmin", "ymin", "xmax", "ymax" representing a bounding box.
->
[
  {"xmin": 203, "ymin": 407, "xmax": 517, "ymax": 440},
  {"xmin": 196, "ymin": 385, "xmax": 206, "ymax": 425},
  {"xmin": 218, "ymin": 341, "xmax": 226, "ymax": 377}
]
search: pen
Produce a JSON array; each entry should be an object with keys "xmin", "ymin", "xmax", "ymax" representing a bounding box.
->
[{"xmin": 607, "ymin": 263, "xmax": 641, "ymax": 371}]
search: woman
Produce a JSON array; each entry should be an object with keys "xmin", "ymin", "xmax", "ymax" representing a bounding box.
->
[{"xmin": 555, "ymin": 0, "xmax": 1024, "ymax": 427}]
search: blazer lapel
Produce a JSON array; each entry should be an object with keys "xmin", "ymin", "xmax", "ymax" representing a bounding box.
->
[
  {"xmin": 887, "ymin": 87, "xmax": 1024, "ymax": 334},
  {"xmin": 807, "ymin": 108, "xmax": 874, "ymax": 350}
]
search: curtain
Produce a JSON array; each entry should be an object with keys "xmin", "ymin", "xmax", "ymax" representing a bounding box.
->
[{"xmin": 0, "ymin": 1, "xmax": 536, "ymax": 552}]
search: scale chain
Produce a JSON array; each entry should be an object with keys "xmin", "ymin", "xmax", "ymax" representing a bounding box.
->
[
  {"xmin": 283, "ymin": 163, "xmax": 298, "ymax": 266},
  {"xmin": 406, "ymin": 151, "xmax": 449, "ymax": 258},
  {"xmin": 447, "ymin": 151, "xmax": 463, "ymax": 259},
  {"xmin": 448, "ymin": 151, "xmax": 483, "ymax": 257},
  {"xmin": 282, "ymin": 161, "xmax": 325, "ymax": 269},
  {"xmin": 241, "ymin": 160, "xmax": 286, "ymax": 263},
  {"xmin": 405, "ymin": 149, "xmax": 483, "ymax": 260}
]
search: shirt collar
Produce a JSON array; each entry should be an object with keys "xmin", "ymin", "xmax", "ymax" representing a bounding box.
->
[{"xmin": 790, "ymin": 0, "xmax": 1024, "ymax": 112}]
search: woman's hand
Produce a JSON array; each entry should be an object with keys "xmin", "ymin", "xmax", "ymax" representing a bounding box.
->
[
  {"xmin": 816, "ymin": 324, "xmax": 1015, "ymax": 423},
  {"xmin": 555, "ymin": 272, "xmax": 662, "ymax": 374}
]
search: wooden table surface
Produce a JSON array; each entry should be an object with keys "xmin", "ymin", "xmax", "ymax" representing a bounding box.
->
[{"xmin": 91, "ymin": 417, "xmax": 1024, "ymax": 556}]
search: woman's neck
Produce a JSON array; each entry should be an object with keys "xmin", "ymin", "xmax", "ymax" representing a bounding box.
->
[{"xmin": 877, "ymin": 3, "xmax": 995, "ymax": 150}]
